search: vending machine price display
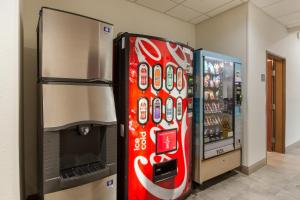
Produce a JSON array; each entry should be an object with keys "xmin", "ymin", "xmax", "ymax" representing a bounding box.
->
[{"xmin": 156, "ymin": 129, "xmax": 177, "ymax": 154}]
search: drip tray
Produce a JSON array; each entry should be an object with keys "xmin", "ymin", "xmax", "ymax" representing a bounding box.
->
[
  {"xmin": 61, "ymin": 162, "xmax": 106, "ymax": 179},
  {"xmin": 60, "ymin": 162, "xmax": 112, "ymax": 189}
]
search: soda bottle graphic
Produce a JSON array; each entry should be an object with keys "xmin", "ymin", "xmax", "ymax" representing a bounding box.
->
[
  {"xmin": 153, "ymin": 65, "xmax": 162, "ymax": 90},
  {"xmin": 166, "ymin": 98, "xmax": 173, "ymax": 122},
  {"xmin": 176, "ymin": 97, "xmax": 183, "ymax": 120},
  {"xmin": 138, "ymin": 63, "xmax": 148, "ymax": 90},
  {"xmin": 177, "ymin": 67, "xmax": 183, "ymax": 91},
  {"xmin": 138, "ymin": 98, "xmax": 148, "ymax": 125},
  {"xmin": 166, "ymin": 66, "xmax": 174, "ymax": 91},
  {"xmin": 141, "ymin": 68, "xmax": 147, "ymax": 86},
  {"xmin": 153, "ymin": 98, "xmax": 161, "ymax": 123},
  {"xmin": 140, "ymin": 102, "xmax": 146, "ymax": 120}
]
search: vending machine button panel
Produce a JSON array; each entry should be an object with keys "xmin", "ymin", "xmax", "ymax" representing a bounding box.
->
[
  {"xmin": 188, "ymin": 87, "xmax": 193, "ymax": 97},
  {"xmin": 188, "ymin": 76, "xmax": 194, "ymax": 86}
]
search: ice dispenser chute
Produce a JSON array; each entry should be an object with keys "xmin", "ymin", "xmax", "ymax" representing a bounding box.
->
[{"xmin": 39, "ymin": 83, "xmax": 117, "ymax": 194}]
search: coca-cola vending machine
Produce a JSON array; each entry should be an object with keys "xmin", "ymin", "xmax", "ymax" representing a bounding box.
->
[{"xmin": 113, "ymin": 33, "xmax": 194, "ymax": 200}]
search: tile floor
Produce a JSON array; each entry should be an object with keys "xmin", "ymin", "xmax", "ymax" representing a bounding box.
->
[{"xmin": 188, "ymin": 142, "xmax": 300, "ymax": 200}]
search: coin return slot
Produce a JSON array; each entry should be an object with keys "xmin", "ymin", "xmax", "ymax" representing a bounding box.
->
[{"xmin": 153, "ymin": 159, "xmax": 177, "ymax": 183}]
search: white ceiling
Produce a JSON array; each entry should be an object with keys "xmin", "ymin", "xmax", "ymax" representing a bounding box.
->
[
  {"xmin": 127, "ymin": 0, "xmax": 247, "ymax": 24},
  {"xmin": 127, "ymin": 0, "xmax": 300, "ymax": 29},
  {"xmin": 252, "ymin": 0, "xmax": 300, "ymax": 29}
]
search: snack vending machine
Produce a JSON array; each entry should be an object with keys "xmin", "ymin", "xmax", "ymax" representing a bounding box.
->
[
  {"xmin": 114, "ymin": 33, "xmax": 194, "ymax": 200},
  {"xmin": 193, "ymin": 50, "xmax": 242, "ymax": 184}
]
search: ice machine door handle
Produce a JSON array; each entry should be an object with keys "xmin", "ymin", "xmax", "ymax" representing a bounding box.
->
[{"xmin": 120, "ymin": 124, "xmax": 125, "ymax": 137}]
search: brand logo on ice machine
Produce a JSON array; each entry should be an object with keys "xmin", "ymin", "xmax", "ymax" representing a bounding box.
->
[{"xmin": 103, "ymin": 26, "xmax": 111, "ymax": 33}]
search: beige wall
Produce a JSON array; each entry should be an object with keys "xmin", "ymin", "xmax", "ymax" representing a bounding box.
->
[
  {"xmin": 0, "ymin": 0, "xmax": 21, "ymax": 200},
  {"xmin": 22, "ymin": 0, "xmax": 195, "ymax": 197},
  {"xmin": 195, "ymin": 3, "xmax": 249, "ymax": 166}
]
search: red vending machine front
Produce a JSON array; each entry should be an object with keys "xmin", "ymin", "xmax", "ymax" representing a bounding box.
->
[{"xmin": 114, "ymin": 33, "xmax": 194, "ymax": 200}]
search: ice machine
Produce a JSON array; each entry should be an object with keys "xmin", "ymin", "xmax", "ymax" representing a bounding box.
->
[{"xmin": 37, "ymin": 8, "xmax": 117, "ymax": 200}]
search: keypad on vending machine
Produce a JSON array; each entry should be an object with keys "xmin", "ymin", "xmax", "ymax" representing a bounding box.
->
[{"xmin": 187, "ymin": 64, "xmax": 194, "ymax": 113}]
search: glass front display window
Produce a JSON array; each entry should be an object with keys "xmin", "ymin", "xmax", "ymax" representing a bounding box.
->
[{"xmin": 203, "ymin": 56, "xmax": 234, "ymax": 144}]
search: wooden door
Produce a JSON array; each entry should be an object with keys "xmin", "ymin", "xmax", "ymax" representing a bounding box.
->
[
  {"xmin": 266, "ymin": 60, "xmax": 273, "ymax": 152},
  {"xmin": 274, "ymin": 59, "xmax": 285, "ymax": 153},
  {"xmin": 266, "ymin": 53, "xmax": 286, "ymax": 153}
]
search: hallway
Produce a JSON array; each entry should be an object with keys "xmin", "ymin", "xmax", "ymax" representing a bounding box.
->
[{"xmin": 188, "ymin": 142, "xmax": 300, "ymax": 200}]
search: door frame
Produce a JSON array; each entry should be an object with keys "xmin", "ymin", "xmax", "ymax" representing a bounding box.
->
[{"xmin": 266, "ymin": 51, "xmax": 286, "ymax": 154}]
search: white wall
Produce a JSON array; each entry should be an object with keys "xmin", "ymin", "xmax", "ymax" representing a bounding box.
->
[
  {"xmin": 196, "ymin": 2, "xmax": 300, "ymax": 167},
  {"xmin": 269, "ymin": 33, "xmax": 300, "ymax": 146},
  {"xmin": 0, "ymin": 0, "xmax": 21, "ymax": 200},
  {"xmin": 248, "ymin": 5, "xmax": 300, "ymax": 148},
  {"xmin": 23, "ymin": 0, "xmax": 196, "ymax": 49},
  {"xmin": 195, "ymin": 3, "xmax": 249, "ymax": 166},
  {"xmin": 22, "ymin": 0, "xmax": 196, "ymax": 197},
  {"xmin": 247, "ymin": 2, "xmax": 288, "ymax": 165}
]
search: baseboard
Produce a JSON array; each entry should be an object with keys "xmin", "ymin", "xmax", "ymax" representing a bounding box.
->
[{"xmin": 240, "ymin": 158, "xmax": 266, "ymax": 175}]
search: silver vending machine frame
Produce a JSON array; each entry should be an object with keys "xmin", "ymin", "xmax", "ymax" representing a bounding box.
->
[{"xmin": 193, "ymin": 49, "xmax": 243, "ymax": 184}]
